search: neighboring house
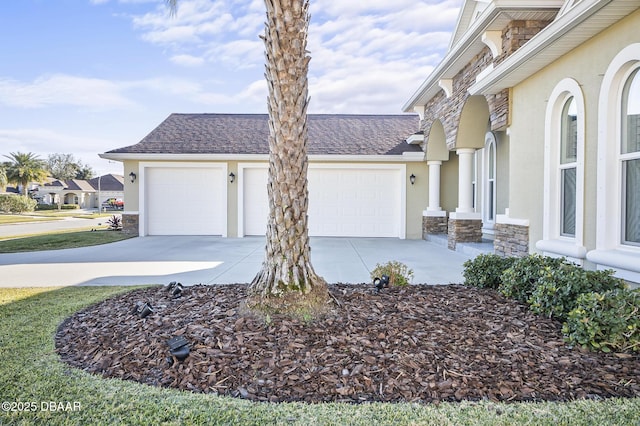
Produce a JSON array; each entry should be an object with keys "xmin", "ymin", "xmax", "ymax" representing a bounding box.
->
[
  {"xmin": 39, "ymin": 174, "xmax": 124, "ymax": 209},
  {"xmin": 101, "ymin": 114, "xmax": 426, "ymax": 239},
  {"xmin": 403, "ymin": 0, "xmax": 640, "ymax": 283}
]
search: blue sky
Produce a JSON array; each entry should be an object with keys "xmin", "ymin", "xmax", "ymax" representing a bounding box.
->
[{"xmin": 0, "ymin": 0, "xmax": 461, "ymax": 176}]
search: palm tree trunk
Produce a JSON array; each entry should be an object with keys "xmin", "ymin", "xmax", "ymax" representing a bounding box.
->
[{"xmin": 249, "ymin": 0, "xmax": 329, "ymax": 310}]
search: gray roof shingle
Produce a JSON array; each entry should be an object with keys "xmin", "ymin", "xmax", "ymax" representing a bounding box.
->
[{"xmin": 106, "ymin": 114, "xmax": 421, "ymax": 156}]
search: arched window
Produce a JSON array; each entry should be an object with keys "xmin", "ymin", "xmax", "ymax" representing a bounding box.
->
[
  {"xmin": 621, "ymin": 68, "xmax": 640, "ymax": 246},
  {"xmin": 537, "ymin": 78, "xmax": 585, "ymax": 261},
  {"xmin": 485, "ymin": 132, "xmax": 497, "ymax": 224},
  {"xmin": 560, "ymin": 97, "xmax": 577, "ymax": 237}
]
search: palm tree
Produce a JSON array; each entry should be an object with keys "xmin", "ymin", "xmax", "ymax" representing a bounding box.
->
[
  {"xmin": 166, "ymin": 0, "xmax": 329, "ymax": 313},
  {"xmin": 4, "ymin": 152, "xmax": 48, "ymax": 196}
]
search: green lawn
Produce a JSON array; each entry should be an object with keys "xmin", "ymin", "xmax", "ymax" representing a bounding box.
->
[
  {"xmin": 0, "ymin": 215, "xmax": 61, "ymax": 225},
  {"xmin": 0, "ymin": 287, "xmax": 638, "ymax": 426},
  {"xmin": 0, "ymin": 230, "xmax": 134, "ymax": 252}
]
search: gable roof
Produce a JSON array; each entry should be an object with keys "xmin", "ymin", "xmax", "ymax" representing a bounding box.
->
[
  {"xmin": 105, "ymin": 114, "xmax": 421, "ymax": 156},
  {"xmin": 88, "ymin": 174, "xmax": 124, "ymax": 192},
  {"xmin": 43, "ymin": 174, "xmax": 124, "ymax": 192}
]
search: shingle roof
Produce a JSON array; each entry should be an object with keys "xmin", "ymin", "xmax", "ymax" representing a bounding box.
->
[
  {"xmin": 88, "ymin": 174, "xmax": 124, "ymax": 192},
  {"xmin": 106, "ymin": 114, "xmax": 421, "ymax": 156}
]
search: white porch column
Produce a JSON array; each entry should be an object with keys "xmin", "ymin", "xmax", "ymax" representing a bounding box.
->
[
  {"xmin": 427, "ymin": 160, "xmax": 442, "ymax": 211},
  {"xmin": 456, "ymin": 148, "xmax": 475, "ymax": 214}
]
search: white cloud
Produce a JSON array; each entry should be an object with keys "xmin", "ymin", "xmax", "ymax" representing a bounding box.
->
[
  {"xmin": 0, "ymin": 75, "xmax": 135, "ymax": 109},
  {"xmin": 170, "ymin": 54, "xmax": 205, "ymax": 66}
]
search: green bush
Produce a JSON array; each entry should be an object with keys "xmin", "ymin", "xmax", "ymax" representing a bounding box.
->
[
  {"xmin": 463, "ymin": 253, "xmax": 517, "ymax": 289},
  {"xmin": 528, "ymin": 267, "xmax": 626, "ymax": 320},
  {"xmin": 370, "ymin": 261, "xmax": 414, "ymax": 287},
  {"xmin": 563, "ymin": 289, "xmax": 640, "ymax": 353},
  {"xmin": 0, "ymin": 194, "xmax": 37, "ymax": 214},
  {"xmin": 498, "ymin": 254, "xmax": 570, "ymax": 303},
  {"xmin": 61, "ymin": 204, "xmax": 79, "ymax": 210},
  {"xmin": 35, "ymin": 203, "xmax": 57, "ymax": 210}
]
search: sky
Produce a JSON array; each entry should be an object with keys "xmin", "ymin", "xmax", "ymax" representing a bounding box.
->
[{"xmin": 0, "ymin": 0, "xmax": 462, "ymax": 177}]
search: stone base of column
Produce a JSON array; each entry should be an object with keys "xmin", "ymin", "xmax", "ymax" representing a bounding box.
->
[
  {"xmin": 447, "ymin": 218, "xmax": 483, "ymax": 250},
  {"xmin": 122, "ymin": 213, "xmax": 139, "ymax": 236},
  {"xmin": 422, "ymin": 215, "xmax": 448, "ymax": 239},
  {"xmin": 494, "ymin": 223, "xmax": 529, "ymax": 257}
]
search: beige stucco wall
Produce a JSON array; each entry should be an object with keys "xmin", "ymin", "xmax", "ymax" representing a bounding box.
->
[
  {"xmin": 440, "ymin": 153, "xmax": 459, "ymax": 213},
  {"xmin": 495, "ymin": 131, "xmax": 510, "ymax": 218},
  {"xmin": 508, "ymin": 8, "xmax": 640, "ymax": 253},
  {"xmin": 120, "ymin": 158, "xmax": 427, "ymax": 239}
]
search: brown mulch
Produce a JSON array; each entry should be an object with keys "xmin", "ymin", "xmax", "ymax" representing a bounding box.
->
[{"xmin": 55, "ymin": 284, "xmax": 640, "ymax": 404}]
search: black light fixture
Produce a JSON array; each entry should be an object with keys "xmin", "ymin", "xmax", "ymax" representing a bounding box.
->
[
  {"xmin": 373, "ymin": 275, "xmax": 390, "ymax": 294},
  {"xmin": 229, "ymin": 172, "xmax": 235, "ymax": 183},
  {"xmin": 167, "ymin": 281, "xmax": 183, "ymax": 298},
  {"xmin": 409, "ymin": 174, "xmax": 416, "ymax": 185},
  {"xmin": 129, "ymin": 172, "xmax": 137, "ymax": 183},
  {"xmin": 167, "ymin": 336, "xmax": 190, "ymax": 362},
  {"xmin": 133, "ymin": 301, "xmax": 154, "ymax": 318}
]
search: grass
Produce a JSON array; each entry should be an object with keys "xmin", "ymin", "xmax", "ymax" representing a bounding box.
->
[
  {"xmin": 0, "ymin": 286, "xmax": 638, "ymax": 425},
  {"xmin": 0, "ymin": 230, "xmax": 134, "ymax": 253},
  {"xmin": 0, "ymin": 215, "xmax": 61, "ymax": 225}
]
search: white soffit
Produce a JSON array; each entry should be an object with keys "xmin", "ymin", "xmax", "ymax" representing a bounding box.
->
[{"xmin": 470, "ymin": 0, "xmax": 640, "ymax": 95}]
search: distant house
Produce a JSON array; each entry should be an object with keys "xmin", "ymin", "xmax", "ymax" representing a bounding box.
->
[
  {"xmin": 403, "ymin": 0, "xmax": 640, "ymax": 283},
  {"xmin": 38, "ymin": 174, "xmax": 124, "ymax": 209},
  {"xmin": 101, "ymin": 114, "xmax": 426, "ymax": 238}
]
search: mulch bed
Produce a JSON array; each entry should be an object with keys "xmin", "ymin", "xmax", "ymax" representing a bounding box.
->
[{"xmin": 55, "ymin": 284, "xmax": 640, "ymax": 404}]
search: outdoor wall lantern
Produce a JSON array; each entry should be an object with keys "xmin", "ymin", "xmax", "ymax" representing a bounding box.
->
[
  {"xmin": 229, "ymin": 172, "xmax": 236, "ymax": 183},
  {"xmin": 409, "ymin": 174, "xmax": 416, "ymax": 185},
  {"xmin": 129, "ymin": 172, "xmax": 137, "ymax": 183}
]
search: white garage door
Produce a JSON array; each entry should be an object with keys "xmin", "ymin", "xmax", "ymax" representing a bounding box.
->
[
  {"xmin": 145, "ymin": 167, "xmax": 225, "ymax": 235},
  {"xmin": 241, "ymin": 165, "xmax": 402, "ymax": 237}
]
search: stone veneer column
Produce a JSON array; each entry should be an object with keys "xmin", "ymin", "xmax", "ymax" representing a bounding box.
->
[
  {"xmin": 423, "ymin": 160, "xmax": 448, "ymax": 239},
  {"xmin": 447, "ymin": 148, "xmax": 482, "ymax": 250},
  {"xmin": 122, "ymin": 213, "xmax": 139, "ymax": 236},
  {"xmin": 494, "ymin": 209, "xmax": 530, "ymax": 257}
]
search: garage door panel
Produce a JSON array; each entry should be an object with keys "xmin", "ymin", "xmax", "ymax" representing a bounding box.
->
[
  {"xmin": 146, "ymin": 167, "xmax": 224, "ymax": 235},
  {"xmin": 242, "ymin": 166, "xmax": 402, "ymax": 238}
]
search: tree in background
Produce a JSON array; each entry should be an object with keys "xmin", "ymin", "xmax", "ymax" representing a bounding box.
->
[
  {"xmin": 47, "ymin": 153, "xmax": 78, "ymax": 181},
  {"xmin": 0, "ymin": 164, "xmax": 7, "ymax": 192},
  {"xmin": 4, "ymin": 152, "xmax": 48, "ymax": 196},
  {"xmin": 75, "ymin": 163, "xmax": 95, "ymax": 180}
]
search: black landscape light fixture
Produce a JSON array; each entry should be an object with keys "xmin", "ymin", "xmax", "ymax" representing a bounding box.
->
[
  {"xmin": 167, "ymin": 335, "xmax": 190, "ymax": 362},
  {"xmin": 229, "ymin": 172, "xmax": 235, "ymax": 183},
  {"xmin": 373, "ymin": 275, "xmax": 390, "ymax": 293},
  {"xmin": 129, "ymin": 172, "xmax": 137, "ymax": 183},
  {"xmin": 409, "ymin": 174, "xmax": 416, "ymax": 185},
  {"xmin": 133, "ymin": 301, "xmax": 154, "ymax": 318}
]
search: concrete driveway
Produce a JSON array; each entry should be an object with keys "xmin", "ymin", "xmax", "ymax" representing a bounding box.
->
[{"xmin": 0, "ymin": 236, "xmax": 474, "ymax": 288}]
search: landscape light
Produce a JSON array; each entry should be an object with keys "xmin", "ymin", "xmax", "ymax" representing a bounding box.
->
[{"xmin": 167, "ymin": 336, "xmax": 190, "ymax": 361}]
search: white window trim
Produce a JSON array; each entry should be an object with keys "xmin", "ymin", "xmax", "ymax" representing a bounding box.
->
[
  {"xmin": 483, "ymin": 131, "xmax": 497, "ymax": 231},
  {"xmin": 587, "ymin": 43, "xmax": 640, "ymax": 282},
  {"xmin": 537, "ymin": 78, "xmax": 586, "ymax": 260}
]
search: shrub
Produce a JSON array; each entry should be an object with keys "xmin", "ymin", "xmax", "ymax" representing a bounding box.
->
[
  {"xmin": 370, "ymin": 261, "xmax": 414, "ymax": 287},
  {"xmin": 106, "ymin": 215, "xmax": 122, "ymax": 231},
  {"xmin": 0, "ymin": 194, "xmax": 37, "ymax": 214},
  {"xmin": 528, "ymin": 267, "xmax": 626, "ymax": 320},
  {"xmin": 463, "ymin": 254, "xmax": 517, "ymax": 289},
  {"xmin": 61, "ymin": 204, "xmax": 79, "ymax": 210},
  {"xmin": 498, "ymin": 254, "xmax": 570, "ymax": 303},
  {"xmin": 35, "ymin": 203, "xmax": 57, "ymax": 210},
  {"xmin": 563, "ymin": 289, "xmax": 640, "ymax": 352}
]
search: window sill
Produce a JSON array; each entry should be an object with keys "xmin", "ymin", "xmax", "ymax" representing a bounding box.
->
[
  {"xmin": 535, "ymin": 238, "xmax": 587, "ymax": 260},
  {"xmin": 586, "ymin": 248, "xmax": 640, "ymax": 284}
]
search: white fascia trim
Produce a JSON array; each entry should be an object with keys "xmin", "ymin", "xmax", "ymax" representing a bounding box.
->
[
  {"xmin": 122, "ymin": 210, "xmax": 139, "ymax": 215},
  {"xmin": 102, "ymin": 153, "xmax": 424, "ymax": 163},
  {"xmin": 469, "ymin": 0, "xmax": 614, "ymax": 95},
  {"xmin": 102, "ymin": 153, "xmax": 269, "ymax": 162}
]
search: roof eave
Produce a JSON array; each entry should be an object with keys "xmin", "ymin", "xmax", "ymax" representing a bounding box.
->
[{"xmin": 469, "ymin": 0, "xmax": 636, "ymax": 95}]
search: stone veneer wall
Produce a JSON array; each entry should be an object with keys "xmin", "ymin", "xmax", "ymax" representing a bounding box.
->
[
  {"xmin": 122, "ymin": 214, "xmax": 139, "ymax": 236},
  {"xmin": 447, "ymin": 219, "xmax": 482, "ymax": 250},
  {"xmin": 494, "ymin": 223, "xmax": 529, "ymax": 257},
  {"xmin": 422, "ymin": 216, "xmax": 448, "ymax": 239}
]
